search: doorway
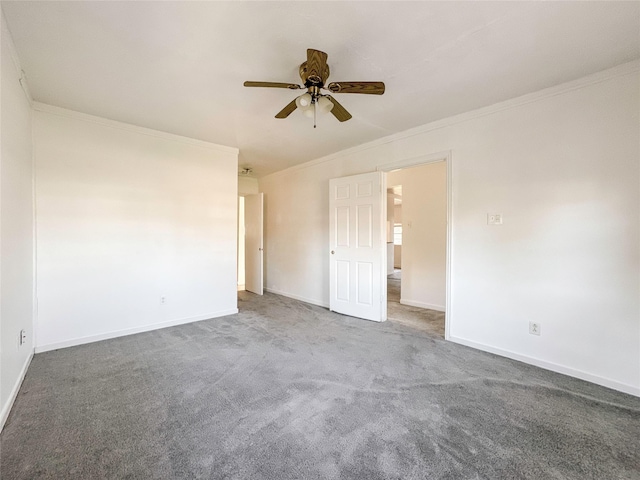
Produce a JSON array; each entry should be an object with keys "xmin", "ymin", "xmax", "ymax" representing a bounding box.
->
[
  {"xmin": 380, "ymin": 152, "xmax": 450, "ymax": 338},
  {"xmin": 237, "ymin": 193, "xmax": 264, "ymax": 295},
  {"xmin": 238, "ymin": 196, "xmax": 246, "ymax": 291}
]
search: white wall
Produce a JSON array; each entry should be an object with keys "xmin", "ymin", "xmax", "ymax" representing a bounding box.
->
[
  {"xmin": 394, "ymin": 204, "xmax": 402, "ymax": 223},
  {"xmin": 388, "ymin": 162, "xmax": 447, "ymax": 311},
  {"xmin": 33, "ymin": 104, "xmax": 239, "ymax": 351},
  {"xmin": 394, "ymin": 204, "xmax": 402, "ymax": 268},
  {"xmin": 394, "ymin": 245, "xmax": 402, "ymax": 269},
  {"xmin": 238, "ymin": 176, "xmax": 259, "ymax": 196},
  {"xmin": 386, "ymin": 192, "xmax": 395, "ymax": 274},
  {"xmin": 260, "ymin": 63, "xmax": 640, "ymax": 395},
  {"xmin": 237, "ymin": 177, "xmax": 258, "ymax": 288},
  {"xmin": 238, "ymin": 196, "xmax": 245, "ymax": 288},
  {"xmin": 1, "ymin": 13, "xmax": 34, "ymax": 428},
  {"xmin": 386, "ymin": 243, "xmax": 394, "ymax": 275},
  {"xmin": 386, "ymin": 192, "xmax": 395, "ymax": 243}
]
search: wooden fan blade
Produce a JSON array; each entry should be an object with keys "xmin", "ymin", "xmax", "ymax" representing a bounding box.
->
[
  {"xmin": 327, "ymin": 82, "xmax": 385, "ymax": 95},
  {"xmin": 275, "ymin": 98, "xmax": 298, "ymax": 119},
  {"xmin": 244, "ymin": 81, "xmax": 302, "ymax": 89},
  {"xmin": 327, "ymin": 95, "xmax": 352, "ymax": 122},
  {"xmin": 306, "ymin": 49, "xmax": 329, "ymax": 84}
]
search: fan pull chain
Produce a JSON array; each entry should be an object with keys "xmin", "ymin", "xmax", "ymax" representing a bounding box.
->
[{"xmin": 314, "ymin": 101, "xmax": 317, "ymax": 128}]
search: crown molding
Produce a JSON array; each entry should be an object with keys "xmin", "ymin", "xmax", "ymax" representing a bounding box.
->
[
  {"xmin": 262, "ymin": 59, "xmax": 640, "ymax": 181},
  {"xmin": 32, "ymin": 102, "xmax": 239, "ymax": 156}
]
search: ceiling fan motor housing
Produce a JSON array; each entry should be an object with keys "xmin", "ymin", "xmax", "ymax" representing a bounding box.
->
[{"xmin": 299, "ymin": 61, "xmax": 330, "ymax": 88}]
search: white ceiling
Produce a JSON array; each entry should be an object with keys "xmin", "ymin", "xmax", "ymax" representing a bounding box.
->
[{"xmin": 2, "ymin": 1, "xmax": 639, "ymax": 178}]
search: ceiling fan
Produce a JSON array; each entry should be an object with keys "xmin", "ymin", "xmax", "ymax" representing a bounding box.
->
[{"xmin": 244, "ymin": 48, "xmax": 385, "ymax": 127}]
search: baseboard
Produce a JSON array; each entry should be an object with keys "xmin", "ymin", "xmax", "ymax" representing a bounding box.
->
[
  {"xmin": 1, "ymin": 350, "xmax": 34, "ymax": 432},
  {"xmin": 264, "ymin": 288, "xmax": 329, "ymax": 308},
  {"xmin": 448, "ymin": 335, "xmax": 640, "ymax": 397},
  {"xmin": 400, "ymin": 298, "xmax": 446, "ymax": 312},
  {"xmin": 237, "ymin": 284, "xmax": 245, "ymax": 291},
  {"xmin": 35, "ymin": 309, "xmax": 239, "ymax": 353}
]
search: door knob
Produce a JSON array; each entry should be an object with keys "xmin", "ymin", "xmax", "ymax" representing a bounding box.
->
[
  {"xmin": 331, "ymin": 250, "xmax": 335, "ymax": 254},
  {"xmin": 259, "ymin": 248, "xmax": 263, "ymax": 251}
]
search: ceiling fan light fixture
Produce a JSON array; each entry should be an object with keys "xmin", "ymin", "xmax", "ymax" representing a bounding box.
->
[
  {"xmin": 317, "ymin": 96, "xmax": 333, "ymax": 114},
  {"xmin": 302, "ymin": 104, "xmax": 315, "ymax": 118},
  {"xmin": 295, "ymin": 93, "xmax": 312, "ymax": 108},
  {"xmin": 244, "ymin": 48, "xmax": 384, "ymax": 125}
]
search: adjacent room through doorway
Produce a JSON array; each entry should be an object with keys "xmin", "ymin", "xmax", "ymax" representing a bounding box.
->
[
  {"xmin": 238, "ymin": 192, "xmax": 264, "ymax": 296},
  {"xmin": 237, "ymin": 196, "xmax": 246, "ymax": 291},
  {"xmin": 385, "ymin": 160, "xmax": 447, "ymax": 336}
]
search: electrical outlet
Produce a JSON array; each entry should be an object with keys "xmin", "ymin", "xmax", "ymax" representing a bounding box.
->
[
  {"xmin": 161, "ymin": 296, "xmax": 166, "ymax": 304},
  {"xmin": 529, "ymin": 322, "xmax": 541, "ymax": 336},
  {"xmin": 487, "ymin": 214, "xmax": 503, "ymax": 225},
  {"xmin": 19, "ymin": 329, "xmax": 26, "ymax": 346}
]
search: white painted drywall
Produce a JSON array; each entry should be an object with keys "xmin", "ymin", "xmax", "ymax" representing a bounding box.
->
[
  {"xmin": 394, "ymin": 204, "xmax": 402, "ymax": 268},
  {"xmin": 1, "ymin": 14, "xmax": 34, "ymax": 428},
  {"xmin": 33, "ymin": 105, "xmax": 239, "ymax": 351},
  {"xmin": 260, "ymin": 63, "xmax": 640, "ymax": 395},
  {"xmin": 386, "ymin": 192, "xmax": 395, "ymax": 243},
  {"xmin": 238, "ymin": 196, "xmax": 245, "ymax": 288},
  {"xmin": 394, "ymin": 246, "xmax": 402, "ymax": 269},
  {"xmin": 237, "ymin": 177, "xmax": 258, "ymax": 289},
  {"xmin": 386, "ymin": 243, "xmax": 394, "ymax": 276},
  {"xmin": 394, "ymin": 204, "xmax": 402, "ymax": 223},
  {"xmin": 386, "ymin": 192, "xmax": 395, "ymax": 274},
  {"xmin": 388, "ymin": 162, "xmax": 447, "ymax": 311},
  {"xmin": 238, "ymin": 176, "xmax": 259, "ymax": 196}
]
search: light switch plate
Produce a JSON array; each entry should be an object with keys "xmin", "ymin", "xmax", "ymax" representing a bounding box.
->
[{"xmin": 487, "ymin": 214, "xmax": 503, "ymax": 225}]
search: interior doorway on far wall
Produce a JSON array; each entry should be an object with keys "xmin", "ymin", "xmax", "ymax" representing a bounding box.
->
[
  {"xmin": 237, "ymin": 196, "xmax": 246, "ymax": 291},
  {"xmin": 386, "ymin": 183, "xmax": 403, "ymax": 299},
  {"xmin": 382, "ymin": 154, "xmax": 449, "ymax": 338},
  {"xmin": 387, "ymin": 184, "xmax": 403, "ymax": 274},
  {"xmin": 241, "ymin": 193, "xmax": 264, "ymax": 295}
]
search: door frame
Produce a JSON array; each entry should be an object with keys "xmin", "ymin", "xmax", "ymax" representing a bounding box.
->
[{"xmin": 377, "ymin": 150, "xmax": 452, "ymax": 340}]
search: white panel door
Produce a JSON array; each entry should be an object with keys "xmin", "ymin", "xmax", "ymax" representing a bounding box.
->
[
  {"xmin": 245, "ymin": 193, "xmax": 263, "ymax": 295},
  {"xmin": 329, "ymin": 171, "xmax": 386, "ymax": 321}
]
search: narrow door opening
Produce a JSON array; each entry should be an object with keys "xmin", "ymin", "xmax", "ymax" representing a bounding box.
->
[
  {"xmin": 237, "ymin": 196, "xmax": 246, "ymax": 291},
  {"xmin": 385, "ymin": 160, "xmax": 447, "ymax": 337},
  {"xmin": 386, "ymin": 185, "xmax": 403, "ymax": 313}
]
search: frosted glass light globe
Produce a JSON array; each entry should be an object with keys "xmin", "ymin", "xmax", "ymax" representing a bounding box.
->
[
  {"xmin": 295, "ymin": 93, "xmax": 312, "ymax": 108},
  {"xmin": 302, "ymin": 105, "xmax": 315, "ymax": 118},
  {"xmin": 317, "ymin": 96, "xmax": 334, "ymax": 113}
]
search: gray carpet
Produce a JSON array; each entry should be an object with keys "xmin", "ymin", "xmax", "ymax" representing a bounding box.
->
[
  {"xmin": 387, "ymin": 273, "xmax": 445, "ymax": 337},
  {"xmin": 2, "ymin": 291, "xmax": 639, "ymax": 479}
]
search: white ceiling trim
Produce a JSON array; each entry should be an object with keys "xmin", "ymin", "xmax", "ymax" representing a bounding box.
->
[
  {"xmin": 262, "ymin": 59, "xmax": 640, "ymax": 181},
  {"xmin": 32, "ymin": 102, "xmax": 239, "ymax": 155},
  {"xmin": 377, "ymin": 151, "xmax": 450, "ymax": 174}
]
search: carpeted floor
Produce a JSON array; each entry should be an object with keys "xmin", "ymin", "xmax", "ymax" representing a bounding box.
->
[
  {"xmin": 2, "ymin": 291, "xmax": 639, "ymax": 479},
  {"xmin": 387, "ymin": 272, "xmax": 445, "ymax": 337}
]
